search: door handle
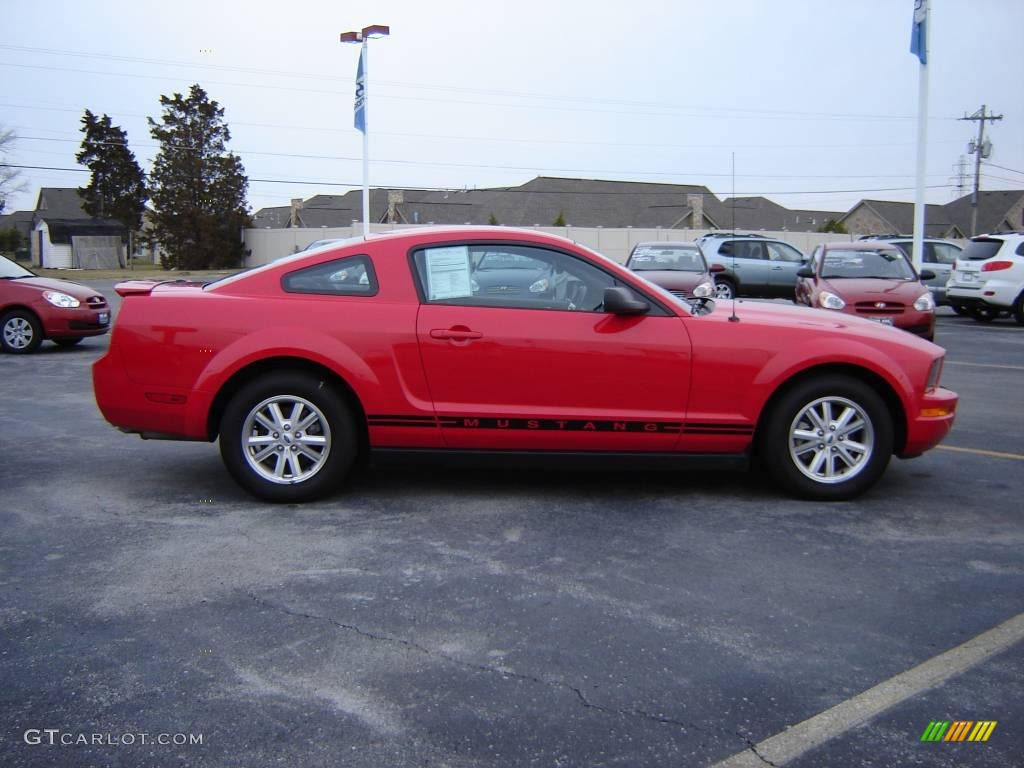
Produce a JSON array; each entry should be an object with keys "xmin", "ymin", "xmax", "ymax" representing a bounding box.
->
[
  {"xmin": 430, "ymin": 328, "xmax": 483, "ymax": 341},
  {"xmin": 771, "ymin": 266, "xmax": 784, "ymax": 270}
]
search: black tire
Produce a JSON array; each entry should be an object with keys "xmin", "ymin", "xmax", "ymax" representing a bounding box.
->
[
  {"xmin": 1013, "ymin": 294, "xmax": 1024, "ymax": 326},
  {"xmin": 1, "ymin": 309, "xmax": 43, "ymax": 354},
  {"xmin": 713, "ymin": 278, "xmax": 736, "ymax": 301},
  {"xmin": 951, "ymin": 304, "xmax": 968, "ymax": 316},
  {"xmin": 969, "ymin": 305, "xmax": 1000, "ymax": 323},
  {"xmin": 53, "ymin": 337, "xmax": 84, "ymax": 348},
  {"xmin": 218, "ymin": 371, "xmax": 358, "ymax": 503},
  {"xmin": 758, "ymin": 374, "xmax": 893, "ymax": 501}
]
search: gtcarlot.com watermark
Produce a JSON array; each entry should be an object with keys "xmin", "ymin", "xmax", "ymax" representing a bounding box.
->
[{"xmin": 24, "ymin": 729, "xmax": 203, "ymax": 747}]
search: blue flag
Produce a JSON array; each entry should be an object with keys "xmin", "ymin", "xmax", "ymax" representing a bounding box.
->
[
  {"xmin": 910, "ymin": 0, "xmax": 927, "ymax": 65},
  {"xmin": 354, "ymin": 48, "xmax": 366, "ymax": 133}
]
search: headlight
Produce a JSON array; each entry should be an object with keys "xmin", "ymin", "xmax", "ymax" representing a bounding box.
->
[
  {"xmin": 913, "ymin": 292, "xmax": 935, "ymax": 311},
  {"xmin": 692, "ymin": 281, "xmax": 713, "ymax": 298},
  {"xmin": 926, "ymin": 356, "xmax": 944, "ymax": 391},
  {"xmin": 529, "ymin": 278, "xmax": 550, "ymax": 293},
  {"xmin": 818, "ymin": 291, "xmax": 845, "ymax": 310},
  {"xmin": 42, "ymin": 291, "xmax": 80, "ymax": 308}
]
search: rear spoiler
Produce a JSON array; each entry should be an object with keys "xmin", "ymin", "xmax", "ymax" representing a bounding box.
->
[{"xmin": 114, "ymin": 279, "xmax": 204, "ymax": 297}]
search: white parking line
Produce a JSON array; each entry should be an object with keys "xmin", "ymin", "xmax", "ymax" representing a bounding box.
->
[
  {"xmin": 709, "ymin": 612, "xmax": 1024, "ymax": 767},
  {"xmin": 945, "ymin": 361, "xmax": 1024, "ymax": 372},
  {"xmin": 937, "ymin": 445, "xmax": 1024, "ymax": 461}
]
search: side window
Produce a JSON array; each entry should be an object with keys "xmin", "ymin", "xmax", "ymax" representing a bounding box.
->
[
  {"xmin": 413, "ymin": 244, "xmax": 618, "ymax": 312},
  {"xmin": 719, "ymin": 241, "xmax": 734, "ymax": 257},
  {"xmin": 739, "ymin": 241, "xmax": 767, "ymax": 260},
  {"xmin": 282, "ymin": 255, "xmax": 377, "ymax": 295},
  {"xmin": 767, "ymin": 242, "xmax": 803, "ymax": 262},
  {"xmin": 932, "ymin": 243, "xmax": 961, "ymax": 265}
]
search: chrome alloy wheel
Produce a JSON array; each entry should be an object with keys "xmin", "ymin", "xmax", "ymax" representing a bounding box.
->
[
  {"xmin": 788, "ymin": 395, "xmax": 875, "ymax": 485},
  {"xmin": 3, "ymin": 317, "xmax": 34, "ymax": 349},
  {"xmin": 241, "ymin": 395, "xmax": 332, "ymax": 485}
]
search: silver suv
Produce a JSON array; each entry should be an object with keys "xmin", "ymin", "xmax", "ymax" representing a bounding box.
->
[
  {"xmin": 946, "ymin": 232, "xmax": 1024, "ymax": 324},
  {"xmin": 697, "ymin": 234, "xmax": 807, "ymax": 299},
  {"xmin": 857, "ymin": 235, "xmax": 962, "ymax": 306}
]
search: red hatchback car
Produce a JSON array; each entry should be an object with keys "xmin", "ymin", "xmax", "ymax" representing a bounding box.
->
[
  {"xmin": 93, "ymin": 227, "xmax": 956, "ymax": 502},
  {"xmin": 795, "ymin": 243, "xmax": 937, "ymax": 341},
  {"xmin": 1, "ymin": 255, "xmax": 111, "ymax": 353}
]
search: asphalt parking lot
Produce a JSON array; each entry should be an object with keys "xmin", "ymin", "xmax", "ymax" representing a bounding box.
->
[{"xmin": 2, "ymin": 284, "xmax": 1022, "ymax": 768}]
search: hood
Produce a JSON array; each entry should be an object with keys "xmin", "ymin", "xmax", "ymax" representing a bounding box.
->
[
  {"xmin": 819, "ymin": 278, "xmax": 929, "ymax": 303},
  {"xmin": 712, "ymin": 298, "xmax": 937, "ymax": 350},
  {"xmin": 634, "ymin": 270, "xmax": 710, "ymax": 291},
  {"xmin": 11, "ymin": 276, "xmax": 104, "ymax": 300}
]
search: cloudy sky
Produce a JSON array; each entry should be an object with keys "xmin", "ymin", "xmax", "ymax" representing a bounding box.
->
[{"xmin": 3, "ymin": 0, "xmax": 1022, "ymax": 218}]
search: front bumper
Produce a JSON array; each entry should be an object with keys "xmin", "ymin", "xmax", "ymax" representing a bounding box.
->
[
  {"xmin": 900, "ymin": 386, "xmax": 957, "ymax": 458},
  {"xmin": 41, "ymin": 305, "xmax": 111, "ymax": 339}
]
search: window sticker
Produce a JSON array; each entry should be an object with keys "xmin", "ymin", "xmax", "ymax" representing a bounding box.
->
[{"xmin": 425, "ymin": 246, "xmax": 473, "ymax": 300}]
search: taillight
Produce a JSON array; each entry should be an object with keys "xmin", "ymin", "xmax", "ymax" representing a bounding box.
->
[{"xmin": 981, "ymin": 260, "xmax": 1013, "ymax": 272}]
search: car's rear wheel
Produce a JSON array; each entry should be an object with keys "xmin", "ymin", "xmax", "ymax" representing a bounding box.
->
[
  {"xmin": 1013, "ymin": 293, "xmax": 1024, "ymax": 326},
  {"xmin": 1, "ymin": 310, "xmax": 43, "ymax": 354},
  {"xmin": 53, "ymin": 337, "xmax": 84, "ymax": 348},
  {"xmin": 950, "ymin": 303, "xmax": 968, "ymax": 316},
  {"xmin": 713, "ymin": 278, "xmax": 736, "ymax": 300},
  {"xmin": 219, "ymin": 371, "xmax": 358, "ymax": 502},
  {"xmin": 969, "ymin": 305, "xmax": 1000, "ymax": 323},
  {"xmin": 759, "ymin": 375, "xmax": 893, "ymax": 500}
]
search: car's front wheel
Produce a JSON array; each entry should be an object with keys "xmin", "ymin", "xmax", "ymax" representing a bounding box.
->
[
  {"xmin": 1, "ymin": 310, "xmax": 43, "ymax": 354},
  {"xmin": 1013, "ymin": 293, "xmax": 1024, "ymax": 326},
  {"xmin": 219, "ymin": 371, "xmax": 358, "ymax": 502},
  {"xmin": 713, "ymin": 278, "xmax": 736, "ymax": 300},
  {"xmin": 759, "ymin": 375, "xmax": 893, "ymax": 500}
]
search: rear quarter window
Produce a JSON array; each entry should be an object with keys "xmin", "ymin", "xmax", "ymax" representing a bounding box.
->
[{"xmin": 281, "ymin": 255, "xmax": 378, "ymax": 295}]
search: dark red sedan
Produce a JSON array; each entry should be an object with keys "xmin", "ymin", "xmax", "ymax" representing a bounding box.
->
[
  {"xmin": 795, "ymin": 242, "xmax": 937, "ymax": 341},
  {"xmin": 624, "ymin": 241, "xmax": 720, "ymax": 300},
  {"xmin": 1, "ymin": 255, "xmax": 110, "ymax": 353},
  {"xmin": 92, "ymin": 227, "xmax": 956, "ymax": 503}
]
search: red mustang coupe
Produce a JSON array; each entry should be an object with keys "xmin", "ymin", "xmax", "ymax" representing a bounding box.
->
[
  {"xmin": 1, "ymin": 255, "xmax": 110, "ymax": 353},
  {"xmin": 794, "ymin": 242, "xmax": 937, "ymax": 340},
  {"xmin": 92, "ymin": 228, "xmax": 956, "ymax": 503}
]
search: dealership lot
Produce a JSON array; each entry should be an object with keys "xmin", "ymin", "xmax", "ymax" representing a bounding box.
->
[{"xmin": 2, "ymin": 284, "xmax": 1022, "ymax": 767}]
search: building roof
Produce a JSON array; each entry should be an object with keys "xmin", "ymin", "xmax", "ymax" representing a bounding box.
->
[
  {"xmin": 252, "ymin": 206, "xmax": 291, "ymax": 229},
  {"xmin": 34, "ymin": 188, "xmax": 90, "ymax": 219},
  {"xmin": 942, "ymin": 189, "xmax": 1024, "ymax": 235},
  {"xmin": 41, "ymin": 218, "xmax": 127, "ymax": 244},
  {"xmin": 0, "ymin": 210, "xmax": 34, "ymax": 237},
  {"xmin": 840, "ymin": 199, "xmax": 952, "ymax": 238}
]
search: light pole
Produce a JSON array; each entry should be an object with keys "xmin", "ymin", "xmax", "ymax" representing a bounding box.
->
[{"xmin": 340, "ymin": 24, "xmax": 390, "ymax": 238}]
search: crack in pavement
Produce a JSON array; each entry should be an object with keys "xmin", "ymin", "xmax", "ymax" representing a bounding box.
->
[
  {"xmin": 738, "ymin": 733, "xmax": 779, "ymax": 767},
  {"xmin": 245, "ymin": 590, "xmax": 712, "ymax": 735}
]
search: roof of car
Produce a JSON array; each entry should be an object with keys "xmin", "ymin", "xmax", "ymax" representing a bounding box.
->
[
  {"xmin": 632, "ymin": 241, "xmax": 699, "ymax": 248},
  {"xmin": 822, "ymin": 241, "xmax": 903, "ymax": 251}
]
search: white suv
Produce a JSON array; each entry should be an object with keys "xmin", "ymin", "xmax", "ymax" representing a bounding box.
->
[{"xmin": 946, "ymin": 232, "xmax": 1024, "ymax": 324}]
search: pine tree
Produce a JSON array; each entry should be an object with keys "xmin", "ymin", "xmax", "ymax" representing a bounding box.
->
[
  {"xmin": 147, "ymin": 84, "xmax": 250, "ymax": 270},
  {"xmin": 553, "ymin": 210, "xmax": 566, "ymax": 227},
  {"xmin": 76, "ymin": 110, "xmax": 147, "ymax": 231}
]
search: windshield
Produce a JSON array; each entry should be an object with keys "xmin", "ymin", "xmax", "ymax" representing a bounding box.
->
[
  {"xmin": 628, "ymin": 246, "xmax": 705, "ymax": 272},
  {"xmin": 821, "ymin": 249, "xmax": 916, "ymax": 280},
  {"xmin": 0, "ymin": 255, "xmax": 35, "ymax": 279}
]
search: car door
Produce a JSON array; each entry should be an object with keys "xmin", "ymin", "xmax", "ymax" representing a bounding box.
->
[
  {"xmin": 766, "ymin": 241, "xmax": 807, "ymax": 296},
  {"xmin": 732, "ymin": 241, "xmax": 772, "ymax": 294},
  {"xmin": 412, "ymin": 241, "xmax": 693, "ymax": 451}
]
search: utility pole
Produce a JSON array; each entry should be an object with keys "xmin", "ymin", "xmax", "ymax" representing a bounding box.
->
[{"xmin": 960, "ymin": 105, "xmax": 1003, "ymax": 235}]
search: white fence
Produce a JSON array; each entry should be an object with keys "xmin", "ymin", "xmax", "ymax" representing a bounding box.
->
[{"xmin": 242, "ymin": 224, "xmax": 856, "ymax": 267}]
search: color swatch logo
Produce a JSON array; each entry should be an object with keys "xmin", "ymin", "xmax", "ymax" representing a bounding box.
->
[{"xmin": 920, "ymin": 721, "xmax": 997, "ymax": 742}]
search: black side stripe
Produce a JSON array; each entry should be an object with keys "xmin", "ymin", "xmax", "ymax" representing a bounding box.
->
[{"xmin": 368, "ymin": 415, "xmax": 753, "ymax": 435}]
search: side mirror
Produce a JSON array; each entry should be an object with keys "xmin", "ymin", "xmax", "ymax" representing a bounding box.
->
[
  {"xmin": 796, "ymin": 267, "xmax": 815, "ymax": 278},
  {"xmin": 603, "ymin": 286, "xmax": 649, "ymax": 315},
  {"xmin": 919, "ymin": 269, "xmax": 936, "ymax": 281},
  {"xmin": 708, "ymin": 263, "xmax": 726, "ymax": 274}
]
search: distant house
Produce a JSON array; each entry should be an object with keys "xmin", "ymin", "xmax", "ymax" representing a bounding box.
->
[
  {"xmin": 839, "ymin": 191, "xmax": 1024, "ymax": 239},
  {"xmin": 31, "ymin": 188, "xmax": 127, "ymax": 268},
  {"xmin": 720, "ymin": 197, "xmax": 841, "ymax": 232},
  {"xmin": 0, "ymin": 209, "xmax": 34, "ymax": 252}
]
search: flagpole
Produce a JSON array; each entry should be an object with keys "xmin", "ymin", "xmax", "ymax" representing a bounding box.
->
[
  {"xmin": 361, "ymin": 38, "xmax": 370, "ymax": 238},
  {"xmin": 911, "ymin": 0, "xmax": 929, "ymax": 272}
]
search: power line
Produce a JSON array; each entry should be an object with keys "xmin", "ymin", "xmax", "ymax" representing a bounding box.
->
[{"xmin": 0, "ymin": 163, "xmax": 955, "ymax": 197}]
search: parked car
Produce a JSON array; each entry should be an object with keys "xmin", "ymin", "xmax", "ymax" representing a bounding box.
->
[
  {"xmin": 0, "ymin": 255, "xmax": 111, "ymax": 354},
  {"xmin": 795, "ymin": 242, "xmax": 937, "ymax": 340},
  {"xmin": 93, "ymin": 227, "xmax": 956, "ymax": 503},
  {"xmin": 858, "ymin": 235, "xmax": 962, "ymax": 307},
  {"xmin": 697, "ymin": 233, "xmax": 807, "ymax": 300},
  {"xmin": 624, "ymin": 241, "xmax": 719, "ymax": 300},
  {"xmin": 945, "ymin": 232, "xmax": 1024, "ymax": 324}
]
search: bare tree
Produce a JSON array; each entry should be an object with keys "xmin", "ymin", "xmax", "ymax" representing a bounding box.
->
[{"xmin": 0, "ymin": 126, "xmax": 28, "ymax": 214}]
